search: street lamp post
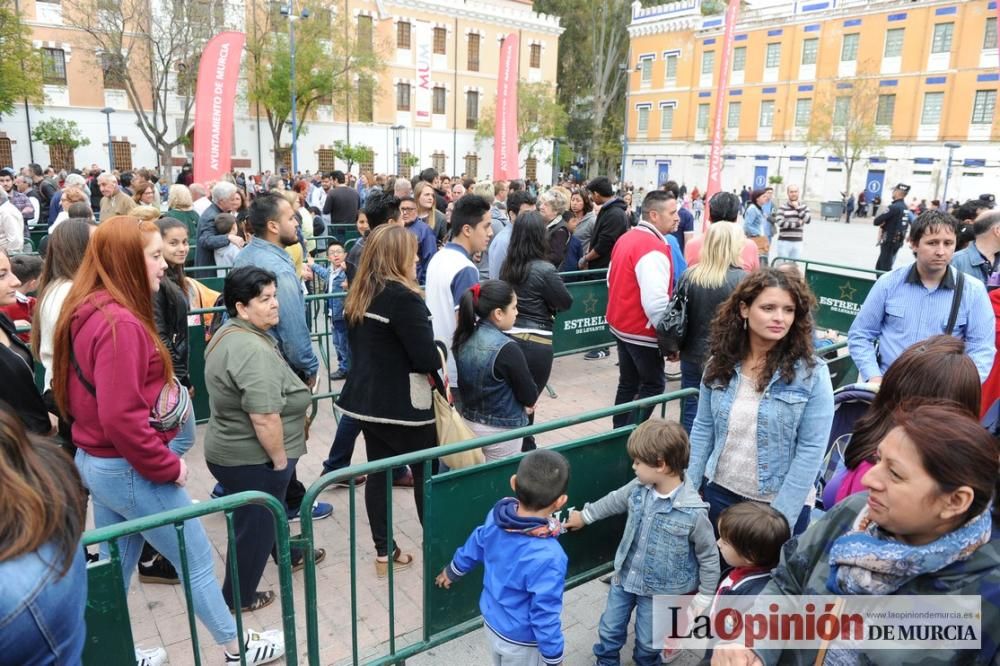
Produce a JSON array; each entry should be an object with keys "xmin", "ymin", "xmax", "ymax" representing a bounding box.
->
[
  {"xmin": 619, "ymin": 62, "xmax": 629, "ymax": 187},
  {"xmin": 100, "ymin": 107, "xmax": 116, "ymax": 171},
  {"xmin": 942, "ymin": 142, "xmax": 961, "ymax": 207},
  {"xmin": 390, "ymin": 125, "xmax": 404, "ymax": 175},
  {"xmin": 282, "ymin": 1, "xmax": 310, "ymax": 176}
]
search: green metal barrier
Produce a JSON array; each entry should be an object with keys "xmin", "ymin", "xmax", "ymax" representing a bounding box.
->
[
  {"xmin": 552, "ymin": 269, "xmax": 613, "ymax": 357},
  {"xmin": 774, "ymin": 258, "xmax": 884, "ymax": 334},
  {"xmin": 82, "ymin": 491, "xmax": 299, "ymax": 666},
  {"xmin": 298, "ymin": 388, "xmax": 697, "ymax": 666}
]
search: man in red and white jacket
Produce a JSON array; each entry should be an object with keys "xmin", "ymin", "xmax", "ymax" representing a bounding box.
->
[{"xmin": 607, "ymin": 191, "xmax": 680, "ymax": 427}]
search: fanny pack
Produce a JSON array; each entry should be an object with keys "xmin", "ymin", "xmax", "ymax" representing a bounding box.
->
[{"xmin": 71, "ymin": 346, "xmax": 190, "ymax": 432}]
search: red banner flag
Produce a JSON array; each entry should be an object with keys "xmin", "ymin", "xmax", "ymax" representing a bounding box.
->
[
  {"xmin": 193, "ymin": 32, "xmax": 246, "ymax": 184},
  {"xmin": 704, "ymin": 0, "xmax": 741, "ymax": 230},
  {"xmin": 494, "ymin": 33, "xmax": 520, "ymax": 180}
]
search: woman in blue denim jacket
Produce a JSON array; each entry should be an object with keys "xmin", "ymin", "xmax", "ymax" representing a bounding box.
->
[
  {"xmin": 0, "ymin": 407, "xmax": 87, "ymax": 666},
  {"xmin": 688, "ymin": 268, "xmax": 834, "ymax": 535}
]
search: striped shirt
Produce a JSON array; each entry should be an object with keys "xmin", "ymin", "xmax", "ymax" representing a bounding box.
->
[
  {"xmin": 847, "ymin": 264, "xmax": 995, "ymax": 381},
  {"xmin": 776, "ymin": 201, "xmax": 811, "ymax": 242}
]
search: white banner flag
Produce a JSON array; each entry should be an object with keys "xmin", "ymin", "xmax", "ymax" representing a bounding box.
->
[{"xmin": 414, "ymin": 20, "xmax": 433, "ymax": 123}]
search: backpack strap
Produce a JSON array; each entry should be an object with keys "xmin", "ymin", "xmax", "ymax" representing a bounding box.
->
[{"xmin": 944, "ymin": 268, "xmax": 964, "ymax": 336}]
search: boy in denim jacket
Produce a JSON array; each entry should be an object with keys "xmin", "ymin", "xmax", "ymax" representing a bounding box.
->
[
  {"xmin": 435, "ymin": 450, "xmax": 570, "ymax": 665},
  {"xmin": 311, "ymin": 241, "xmax": 350, "ymax": 380},
  {"xmin": 565, "ymin": 420, "xmax": 719, "ymax": 665}
]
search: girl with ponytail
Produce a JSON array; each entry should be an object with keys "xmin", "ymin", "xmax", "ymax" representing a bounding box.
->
[{"xmin": 452, "ymin": 279, "xmax": 539, "ymax": 461}]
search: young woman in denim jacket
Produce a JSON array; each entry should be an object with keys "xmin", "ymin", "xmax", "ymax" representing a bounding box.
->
[
  {"xmin": 688, "ymin": 268, "xmax": 834, "ymax": 535},
  {"xmin": 453, "ymin": 280, "xmax": 538, "ymax": 461}
]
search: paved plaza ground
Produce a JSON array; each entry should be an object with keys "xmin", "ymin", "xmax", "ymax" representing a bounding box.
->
[{"xmin": 92, "ymin": 218, "xmax": 878, "ymax": 665}]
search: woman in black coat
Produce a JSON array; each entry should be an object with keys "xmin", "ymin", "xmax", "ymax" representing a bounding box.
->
[{"xmin": 336, "ymin": 225, "xmax": 440, "ymax": 578}]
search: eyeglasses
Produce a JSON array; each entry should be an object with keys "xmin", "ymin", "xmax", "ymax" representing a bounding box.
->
[{"xmin": 400, "ymin": 207, "xmax": 417, "ymax": 213}]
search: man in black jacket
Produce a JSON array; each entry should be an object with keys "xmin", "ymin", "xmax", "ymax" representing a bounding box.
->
[
  {"xmin": 578, "ymin": 176, "xmax": 628, "ymax": 271},
  {"xmin": 873, "ymin": 183, "xmax": 910, "ymax": 271},
  {"xmin": 578, "ymin": 176, "xmax": 628, "ymax": 360}
]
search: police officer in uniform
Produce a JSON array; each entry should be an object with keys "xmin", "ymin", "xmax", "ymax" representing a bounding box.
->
[{"xmin": 873, "ymin": 183, "xmax": 910, "ymax": 271}]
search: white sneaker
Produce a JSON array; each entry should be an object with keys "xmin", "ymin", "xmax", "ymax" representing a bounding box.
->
[
  {"xmin": 225, "ymin": 629, "xmax": 285, "ymax": 665},
  {"xmin": 135, "ymin": 646, "xmax": 167, "ymax": 666}
]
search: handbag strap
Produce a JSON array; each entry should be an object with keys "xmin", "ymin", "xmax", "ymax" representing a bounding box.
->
[
  {"xmin": 945, "ymin": 269, "xmax": 965, "ymax": 335},
  {"xmin": 429, "ymin": 342, "xmax": 453, "ymax": 404}
]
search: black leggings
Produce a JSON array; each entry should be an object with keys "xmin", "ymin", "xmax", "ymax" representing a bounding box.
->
[
  {"xmin": 361, "ymin": 421, "xmax": 437, "ymax": 557},
  {"xmin": 511, "ymin": 335, "xmax": 554, "ymax": 451}
]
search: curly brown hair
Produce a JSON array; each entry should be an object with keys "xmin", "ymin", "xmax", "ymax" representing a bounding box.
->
[{"xmin": 703, "ymin": 267, "xmax": 817, "ymax": 392}]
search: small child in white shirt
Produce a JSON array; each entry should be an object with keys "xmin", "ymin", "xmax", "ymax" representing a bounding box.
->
[{"xmin": 213, "ymin": 213, "xmax": 241, "ymax": 276}]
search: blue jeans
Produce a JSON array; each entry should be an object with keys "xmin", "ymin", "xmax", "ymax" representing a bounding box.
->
[
  {"xmin": 593, "ymin": 581, "xmax": 661, "ymax": 666},
  {"xmin": 169, "ymin": 407, "xmax": 197, "ymax": 457},
  {"xmin": 323, "ymin": 413, "xmax": 409, "ymax": 481},
  {"xmin": 332, "ymin": 316, "xmax": 350, "ymax": 373},
  {"xmin": 0, "ymin": 545, "xmax": 87, "ymax": 665},
  {"xmin": 75, "ymin": 450, "xmax": 238, "ymax": 644},
  {"xmin": 679, "ymin": 359, "xmax": 702, "ymax": 434},
  {"xmin": 704, "ymin": 481, "xmax": 811, "ymax": 537}
]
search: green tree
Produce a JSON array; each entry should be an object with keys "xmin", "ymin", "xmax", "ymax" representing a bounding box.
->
[
  {"xmin": 533, "ymin": 0, "xmax": 630, "ymax": 178},
  {"xmin": 0, "ymin": 1, "xmax": 44, "ymax": 115},
  {"xmin": 332, "ymin": 140, "xmax": 374, "ymax": 173},
  {"xmin": 62, "ymin": 0, "xmax": 227, "ymax": 177},
  {"xmin": 807, "ymin": 75, "xmax": 887, "ymax": 200},
  {"xmin": 246, "ymin": 0, "xmax": 383, "ymax": 171},
  {"xmin": 31, "ymin": 118, "xmax": 91, "ymax": 149},
  {"xmin": 475, "ymin": 82, "xmax": 568, "ymax": 161}
]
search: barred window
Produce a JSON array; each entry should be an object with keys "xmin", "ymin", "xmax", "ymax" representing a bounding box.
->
[
  {"xmin": 464, "ymin": 154, "xmax": 479, "ymax": 179},
  {"xmin": 467, "ymin": 34, "xmax": 480, "ymax": 72},
  {"xmin": 431, "ymin": 151, "xmax": 446, "ymax": 173},
  {"xmin": 525, "ymin": 157, "xmax": 537, "ymax": 181},
  {"xmin": 399, "ymin": 151, "xmax": 413, "ymax": 178},
  {"xmin": 397, "ymin": 21, "xmax": 411, "ymax": 49},
  {"xmin": 465, "ymin": 91, "xmax": 479, "ymax": 130},
  {"xmin": 433, "ymin": 27, "xmax": 447, "ymax": 55},
  {"xmin": 101, "ymin": 52, "xmax": 126, "ymax": 89},
  {"xmin": 48, "ymin": 144, "xmax": 75, "ymax": 172},
  {"xmin": 664, "ymin": 53, "xmax": 678, "ymax": 82},
  {"xmin": 357, "ymin": 79, "xmax": 373, "ymax": 122},
  {"xmin": 530, "ymin": 44, "xmax": 541, "ymax": 68},
  {"xmin": 111, "ymin": 140, "xmax": 133, "ymax": 171},
  {"xmin": 636, "ymin": 106, "xmax": 650, "ymax": 133},
  {"xmin": 357, "ymin": 15, "xmax": 373, "ymax": 52},
  {"xmin": 696, "ymin": 103, "xmax": 709, "ymax": 131},
  {"xmin": 0, "ymin": 137, "xmax": 12, "ymax": 169},
  {"xmin": 41, "ymin": 48, "xmax": 67, "ymax": 84},
  {"xmin": 317, "ymin": 149, "xmax": 336, "ymax": 172},
  {"xmin": 701, "ymin": 51, "xmax": 714, "ymax": 76},
  {"xmin": 660, "ymin": 105, "xmax": 674, "ymax": 134},
  {"xmin": 396, "ymin": 83, "xmax": 411, "ymax": 111},
  {"xmin": 985, "ymin": 18, "xmax": 998, "ymax": 50},
  {"xmin": 432, "ymin": 86, "xmax": 446, "ymax": 115}
]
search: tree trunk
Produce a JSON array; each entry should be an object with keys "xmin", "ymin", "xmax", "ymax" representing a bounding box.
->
[{"xmin": 159, "ymin": 146, "xmax": 174, "ymax": 181}]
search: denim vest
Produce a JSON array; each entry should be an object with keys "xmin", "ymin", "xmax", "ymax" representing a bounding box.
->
[
  {"xmin": 455, "ymin": 321, "xmax": 529, "ymax": 428},
  {"xmin": 687, "ymin": 357, "xmax": 834, "ymax": 525}
]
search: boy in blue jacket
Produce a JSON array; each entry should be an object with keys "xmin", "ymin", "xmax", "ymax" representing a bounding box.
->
[
  {"xmin": 565, "ymin": 420, "xmax": 719, "ymax": 665},
  {"xmin": 435, "ymin": 449, "xmax": 570, "ymax": 665},
  {"xmin": 310, "ymin": 241, "xmax": 350, "ymax": 380}
]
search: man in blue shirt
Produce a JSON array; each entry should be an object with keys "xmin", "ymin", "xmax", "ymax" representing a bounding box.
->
[
  {"xmin": 233, "ymin": 194, "xmax": 332, "ymax": 521},
  {"xmin": 848, "ymin": 210, "xmax": 995, "ymax": 383},
  {"xmin": 663, "ymin": 180, "xmax": 694, "ymax": 252},
  {"xmin": 488, "ymin": 190, "xmax": 536, "ymax": 279},
  {"xmin": 951, "ymin": 210, "xmax": 1000, "ymax": 287},
  {"xmin": 399, "ymin": 195, "xmax": 437, "ymax": 284}
]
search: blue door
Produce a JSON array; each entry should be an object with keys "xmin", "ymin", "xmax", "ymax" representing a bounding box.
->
[
  {"xmin": 865, "ymin": 170, "xmax": 885, "ymax": 200},
  {"xmin": 753, "ymin": 166, "xmax": 768, "ymax": 189},
  {"xmin": 657, "ymin": 162, "xmax": 670, "ymax": 186}
]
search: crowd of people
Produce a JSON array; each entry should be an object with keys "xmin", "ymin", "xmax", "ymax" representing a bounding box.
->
[{"xmin": 1, "ymin": 156, "xmax": 999, "ymax": 665}]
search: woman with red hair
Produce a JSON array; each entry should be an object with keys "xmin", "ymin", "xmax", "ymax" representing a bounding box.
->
[{"xmin": 53, "ymin": 216, "xmax": 285, "ymax": 666}]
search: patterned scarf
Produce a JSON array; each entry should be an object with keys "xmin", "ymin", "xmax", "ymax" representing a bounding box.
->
[{"xmin": 827, "ymin": 502, "xmax": 992, "ymax": 595}]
